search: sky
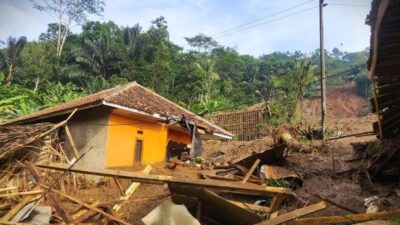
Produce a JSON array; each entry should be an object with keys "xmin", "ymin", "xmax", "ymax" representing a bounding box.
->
[{"xmin": 0, "ymin": 0, "xmax": 372, "ymax": 57}]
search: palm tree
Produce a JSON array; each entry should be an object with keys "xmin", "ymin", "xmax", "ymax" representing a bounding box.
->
[
  {"xmin": 121, "ymin": 24, "xmax": 142, "ymax": 58},
  {"xmin": 74, "ymin": 34, "xmax": 110, "ymax": 77},
  {"xmin": 194, "ymin": 58, "xmax": 220, "ymax": 104},
  {"xmin": 292, "ymin": 59, "xmax": 317, "ymax": 117},
  {"xmin": 0, "ymin": 36, "xmax": 27, "ymax": 84}
]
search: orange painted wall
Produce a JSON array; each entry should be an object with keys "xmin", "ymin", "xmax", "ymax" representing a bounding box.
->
[
  {"xmin": 168, "ymin": 129, "xmax": 191, "ymax": 144},
  {"xmin": 105, "ymin": 113, "xmax": 168, "ymax": 167}
]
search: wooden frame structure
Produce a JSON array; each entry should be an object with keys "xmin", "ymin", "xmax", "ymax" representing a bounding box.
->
[{"xmin": 206, "ymin": 102, "xmax": 268, "ymax": 141}]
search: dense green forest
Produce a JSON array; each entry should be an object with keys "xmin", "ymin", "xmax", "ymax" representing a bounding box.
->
[{"xmin": 0, "ymin": 2, "xmax": 370, "ymax": 126}]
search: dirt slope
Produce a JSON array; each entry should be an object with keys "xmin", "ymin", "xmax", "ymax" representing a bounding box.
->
[{"xmin": 302, "ymin": 83, "xmax": 369, "ymax": 120}]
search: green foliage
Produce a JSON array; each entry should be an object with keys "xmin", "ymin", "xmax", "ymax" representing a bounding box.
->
[
  {"xmin": 391, "ymin": 218, "xmax": 400, "ymax": 225},
  {"xmin": 266, "ymin": 178, "xmax": 288, "ymax": 187},
  {"xmin": 0, "ymin": 16, "xmax": 369, "ymax": 123},
  {"xmin": 38, "ymin": 81, "xmax": 83, "ymax": 107},
  {"xmin": 0, "ymin": 82, "xmax": 83, "ymax": 121},
  {"xmin": 0, "ymin": 84, "xmax": 42, "ymax": 120},
  {"xmin": 0, "ymin": 36, "xmax": 27, "ymax": 83}
]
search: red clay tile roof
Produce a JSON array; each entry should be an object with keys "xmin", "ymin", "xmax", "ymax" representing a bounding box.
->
[{"xmin": 3, "ymin": 82, "xmax": 232, "ymax": 137}]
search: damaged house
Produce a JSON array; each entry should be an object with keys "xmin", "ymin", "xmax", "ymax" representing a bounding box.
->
[{"xmin": 2, "ymin": 81, "xmax": 232, "ymax": 169}]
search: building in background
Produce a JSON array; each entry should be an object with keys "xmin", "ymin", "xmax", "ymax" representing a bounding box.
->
[{"xmin": 3, "ymin": 82, "xmax": 232, "ymax": 169}]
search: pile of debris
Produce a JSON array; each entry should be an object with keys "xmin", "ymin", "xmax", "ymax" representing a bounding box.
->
[
  {"xmin": 2, "ymin": 116, "xmax": 400, "ymax": 224},
  {"xmin": 352, "ymin": 139, "xmax": 400, "ymax": 180}
]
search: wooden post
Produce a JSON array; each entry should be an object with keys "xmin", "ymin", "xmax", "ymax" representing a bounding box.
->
[
  {"xmin": 241, "ymin": 159, "xmax": 260, "ymax": 184},
  {"xmin": 319, "ymin": 0, "xmax": 327, "ymax": 140},
  {"xmin": 269, "ymin": 194, "xmax": 284, "ymax": 214},
  {"xmin": 113, "ymin": 177, "xmax": 126, "ymax": 196},
  {"xmin": 65, "ymin": 125, "xmax": 79, "ymax": 159}
]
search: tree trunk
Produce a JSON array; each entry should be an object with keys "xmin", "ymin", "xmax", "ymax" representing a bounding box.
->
[
  {"xmin": 6, "ymin": 64, "xmax": 13, "ymax": 84},
  {"xmin": 34, "ymin": 76, "xmax": 41, "ymax": 92},
  {"xmin": 56, "ymin": 22, "xmax": 62, "ymax": 65}
]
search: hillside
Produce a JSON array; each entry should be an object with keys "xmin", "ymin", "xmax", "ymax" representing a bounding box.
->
[{"xmin": 302, "ymin": 83, "xmax": 369, "ymax": 120}]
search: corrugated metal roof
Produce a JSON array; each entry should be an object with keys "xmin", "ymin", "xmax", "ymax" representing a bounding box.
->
[{"xmin": 3, "ymin": 82, "xmax": 233, "ymax": 137}]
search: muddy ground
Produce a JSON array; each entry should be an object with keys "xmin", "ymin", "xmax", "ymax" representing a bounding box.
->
[
  {"xmin": 66, "ymin": 114, "xmax": 400, "ymax": 225},
  {"xmin": 62, "ymin": 85, "xmax": 400, "ymax": 224}
]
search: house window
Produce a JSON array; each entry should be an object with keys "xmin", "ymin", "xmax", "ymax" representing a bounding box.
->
[{"xmin": 135, "ymin": 140, "xmax": 143, "ymax": 163}]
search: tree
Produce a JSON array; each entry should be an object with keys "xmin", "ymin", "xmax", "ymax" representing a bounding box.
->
[
  {"xmin": 73, "ymin": 34, "xmax": 117, "ymax": 78},
  {"xmin": 39, "ymin": 23, "xmax": 71, "ymax": 42},
  {"xmin": 0, "ymin": 36, "xmax": 27, "ymax": 84},
  {"xmin": 292, "ymin": 59, "xmax": 317, "ymax": 102},
  {"xmin": 121, "ymin": 24, "xmax": 143, "ymax": 59},
  {"xmin": 194, "ymin": 58, "xmax": 220, "ymax": 104},
  {"xmin": 31, "ymin": 0, "xmax": 105, "ymax": 64},
  {"xmin": 16, "ymin": 42, "xmax": 55, "ymax": 91},
  {"xmin": 185, "ymin": 34, "xmax": 218, "ymax": 54}
]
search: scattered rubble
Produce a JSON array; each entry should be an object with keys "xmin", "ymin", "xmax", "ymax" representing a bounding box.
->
[{"xmin": 2, "ymin": 110, "xmax": 400, "ymax": 224}]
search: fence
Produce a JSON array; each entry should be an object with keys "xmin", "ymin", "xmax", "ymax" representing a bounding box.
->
[{"xmin": 206, "ymin": 103, "xmax": 267, "ymax": 141}]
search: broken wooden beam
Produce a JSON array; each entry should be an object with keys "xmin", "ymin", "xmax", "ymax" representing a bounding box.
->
[
  {"xmin": 40, "ymin": 184, "xmax": 131, "ymax": 225},
  {"xmin": 37, "ymin": 164, "xmax": 292, "ymax": 197},
  {"xmin": 72, "ymin": 200, "xmax": 100, "ymax": 221},
  {"xmin": 65, "ymin": 125, "xmax": 79, "ymax": 159},
  {"xmin": 113, "ymin": 177, "xmax": 126, "ymax": 197},
  {"xmin": 0, "ymin": 190, "xmax": 43, "ymax": 198},
  {"xmin": 0, "ymin": 194, "xmax": 41, "ymax": 221},
  {"xmin": 242, "ymin": 159, "xmax": 260, "ymax": 184},
  {"xmin": 228, "ymin": 200, "xmax": 270, "ymax": 213},
  {"xmin": 113, "ymin": 165, "xmax": 152, "ymax": 212},
  {"xmin": 257, "ymin": 201, "xmax": 327, "ymax": 225},
  {"xmin": 0, "ymin": 187, "xmax": 17, "ymax": 193},
  {"xmin": 288, "ymin": 208, "xmax": 400, "ymax": 225},
  {"xmin": 269, "ymin": 194, "xmax": 284, "ymax": 214}
]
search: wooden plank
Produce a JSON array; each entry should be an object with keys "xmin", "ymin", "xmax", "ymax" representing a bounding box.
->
[
  {"xmin": 40, "ymin": 184, "xmax": 132, "ymax": 225},
  {"xmin": 113, "ymin": 165, "xmax": 152, "ymax": 212},
  {"xmin": 65, "ymin": 125, "xmax": 79, "ymax": 158},
  {"xmin": 269, "ymin": 194, "xmax": 284, "ymax": 214},
  {"xmin": 36, "ymin": 108, "xmax": 78, "ymax": 140},
  {"xmin": 288, "ymin": 208, "xmax": 400, "ymax": 225},
  {"xmin": 23, "ymin": 164, "xmax": 71, "ymax": 224},
  {"xmin": 241, "ymin": 159, "xmax": 260, "ymax": 184},
  {"xmin": 256, "ymin": 201, "xmax": 327, "ymax": 225},
  {"xmin": 113, "ymin": 177, "xmax": 126, "ymax": 197},
  {"xmin": 71, "ymin": 200, "xmax": 100, "ymax": 221},
  {"xmin": 0, "ymin": 194, "xmax": 41, "ymax": 221},
  {"xmin": 228, "ymin": 200, "xmax": 270, "ymax": 213},
  {"xmin": 0, "ymin": 221, "xmax": 37, "ymax": 225},
  {"xmin": 0, "ymin": 187, "xmax": 17, "ymax": 193},
  {"xmin": 37, "ymin": 164, "xmax": 292, "ymax": 197},
  {"xmin": 270, "ymin": 211, "xmax": 279, "ymax": 218},
  {"xmin": 0, "ymin": 190, "xmax": 43, "ymax": 198}
]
